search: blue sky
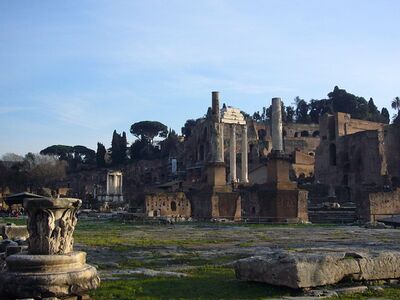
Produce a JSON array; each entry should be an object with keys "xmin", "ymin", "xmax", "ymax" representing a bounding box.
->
[{"xmin": 1, "ymin": 0, "xmax": 399, "ymax": 156}]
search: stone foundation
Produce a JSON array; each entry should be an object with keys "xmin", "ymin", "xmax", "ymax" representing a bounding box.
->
[{"xmin": 0, "ymin": 251, "xmax": 99, "ymax": 298}]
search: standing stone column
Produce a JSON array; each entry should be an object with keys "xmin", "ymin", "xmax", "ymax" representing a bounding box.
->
[
  {"xmin": 211, "ymin": 91, "xmax": 224, "ymax": 163},
  {"xmin": 106, "ymin": 173, "xmax": 110, "ymax": 194},
  {"xmin": 212, "ymin": 91, "xmax": 220, "ymax": 122},
  {"xmin": 220, "ymin": 123, "xmax": 224, "ymax": 162},
  {"xmin": 113, "ymin": 175, "xmax": 118, "ymax": 194},
  {"xmin": 118, "ymin": 174, "xmax": 122, "ymax": 195},
  {"xmin": 230, "ymin": 125, "xmax": 237, "ymax": 182},
  {"xmin": 271, "ymin": 97, "xmax": 284, "ymax": 152},
  {"xmin": 241, "ymin": 125, "xmax": 249, "ymax": 183}
]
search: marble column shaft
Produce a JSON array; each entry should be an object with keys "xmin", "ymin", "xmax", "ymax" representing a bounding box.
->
[
  {"xmin": 230, "ymin": 125, "xmax": 237, "ymax": 182},
  {"xmin": 271, "ymin": 97, "xmax": 284, "ymax": 152},
  {"xmin": 241, "ymin": 125, "xmax": 248, "ymax": 183},
  {"xmin": 220, "ymin": 123, "xmax": 224, "ymax": 162},
  {"xmin": 210, "ymin": 91, "xmax": 224, "ymax": 163}
]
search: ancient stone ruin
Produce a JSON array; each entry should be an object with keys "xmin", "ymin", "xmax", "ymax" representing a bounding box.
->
[{"xmin": 0, "ymin": 196, "xmax": 100, "ymax": 299}]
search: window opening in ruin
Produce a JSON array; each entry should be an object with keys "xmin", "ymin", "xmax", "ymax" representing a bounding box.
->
[
  {"xmin": 329, "ymin": 144, "xmax": 337, "ymax": 166},
  {"xmin": 300, "ymin": 131, "xmax": 309, "ymax": 137},
  {"xmin": 258, "ymin": 129, "xmax": 266, "ymax": 140},
  {"xmin": 171, "ymin": 201, "xmax": 177, "ymax": 211},
  {"xmin": 251, "ymin": 207, "xmax": 256, "ymax": 215},
  {"xmin": 312, "ymin": 130, "xmax": 320, "ymax": 137},
  {"xmin": 294, "ymin": 132, "xmax": 299, "ymax": 137},
  {"xmin": 329, "ymin": 118, "xmax": 336, "ymax": 140}
]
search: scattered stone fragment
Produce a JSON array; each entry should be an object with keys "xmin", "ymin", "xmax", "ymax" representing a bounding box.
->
[
  {"xmin": 388, "ymin": 279, "xmax": 399, "ymax": 285},
  {"xmin": 0, "ymin": 240, "xmax": 18, "ymax": 252},
  {"xmin": 364, "ymin": 221, "xmax": 389, "ymax": 229},
  {"xmin": 113, "ymin": 268, "xmax": 188, "ymax": 278},
  {"xmin": 335, "ymin": 286, "xmax": 368, "ymax": 295},
  {"xmin": 368, "ymin": 286, "xmax": 384, "ymax": 292},
  {"xmin": 1, "ymin": 225, "xmax": 29, "ymax": 240}
]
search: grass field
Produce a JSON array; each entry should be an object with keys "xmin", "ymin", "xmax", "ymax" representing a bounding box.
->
[{"xmin": 2, "ymin": 217, "xmax": 400, "ymax": 299}]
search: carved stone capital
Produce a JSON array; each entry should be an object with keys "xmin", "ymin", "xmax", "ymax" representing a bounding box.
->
[{"xmin": 24, "ymin": 198, "xmax": 82, "ymax": 255}]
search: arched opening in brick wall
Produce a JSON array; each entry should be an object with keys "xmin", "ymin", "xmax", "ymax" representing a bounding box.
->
[
  {"xmin": 300, "ymin": 130, "xmax": 309, "ymax": 137},
  {"xmin": 171, "ymin": 201, "xmax": 177, "ymax": 211}
]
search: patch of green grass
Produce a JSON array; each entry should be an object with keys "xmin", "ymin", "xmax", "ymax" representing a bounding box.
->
[
  {"xmin": 238, "ymin": 242, "xmax": 254, "ymax": 247},
  {"xmin": 213, "ymin": 222, "xmax": 338, "ymax": 228},
  {"xmin": 74, "ymin": 220, "xmax": 238, "ymax": 250},
  {"xmin": 327, "ymin": 287, "xmax": 400, "ymax": 299},
  {"xmin": 90, "ymin": 266, "xmax": 297, "ymax": 300},
  {"xmin": 0, "ymin": 217, "xmax": 27, "ymax": 225}
]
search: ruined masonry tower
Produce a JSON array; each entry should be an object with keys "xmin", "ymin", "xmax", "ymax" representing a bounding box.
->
[{"xmin": 259, "ymin": 97, "xmax": 309, "ymax": 222}]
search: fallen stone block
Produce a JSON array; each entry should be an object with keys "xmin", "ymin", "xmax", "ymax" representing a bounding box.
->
[{"xmin": 235, "ymin": 249, "xmax": 400, "ymax": 289}]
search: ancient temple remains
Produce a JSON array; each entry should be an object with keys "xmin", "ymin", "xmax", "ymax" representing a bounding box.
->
[
  {"xmin": 0, "ymin": 195, "xmax": 100, "ymax": 299},
  {"xmin": 221, "ymin": 106, "xmax": 248, "ymax": 183},
  {"xmin": 96, "ymin": 170, "xmax": 124, "ymax": 203},
  {"xmin": 191, "ymin": 92, "xmax": 242, "ymax": 220}
]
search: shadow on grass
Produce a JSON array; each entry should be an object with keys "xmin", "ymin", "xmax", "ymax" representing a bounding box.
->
[{"xmin": 90, "ymin": 266, "xmax": 298, "ymax": 300}]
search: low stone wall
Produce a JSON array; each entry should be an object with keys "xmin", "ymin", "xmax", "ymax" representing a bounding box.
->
[
  {"xmin": 188, "ymin": 188, "xmax": 241, "ymax": 220},
  {"xmin": 356, "ymin": 188, "xmax": 400, "ymax": 222},
  {"xmin": 240, "ymin": 186, "xmax": 308, "ymax": 222}
]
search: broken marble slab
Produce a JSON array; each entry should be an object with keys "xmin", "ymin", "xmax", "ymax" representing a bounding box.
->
[{"xmin": 234, "ymin": 249, "xmax": 400, "ymax": 289}]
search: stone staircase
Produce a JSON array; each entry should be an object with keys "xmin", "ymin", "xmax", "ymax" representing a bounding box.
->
[{"xmin": 308, "ymin": 207, "xmax": 357, "ymax": 224}]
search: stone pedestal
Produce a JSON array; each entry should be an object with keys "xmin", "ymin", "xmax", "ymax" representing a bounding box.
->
[
  {"xmin": 1, "ymin": 251, "xmax": 99, "ymax": 299},
  {"xmin": 207, "ymin": 162, "xmax": 226, "ymax": 187},
  {"xmin": 0, "ymin": 197, "xmax": 100, "ymax": 299},
  {"xmin": 258, "ymin": 151, "xmax": 308, "ymax": 222},
  {"xmin": 266, "ymin": 152, "xmax": 297, "ymax": 190}
]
